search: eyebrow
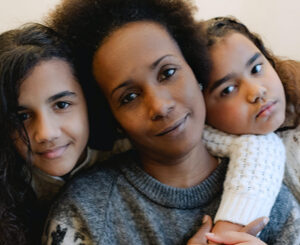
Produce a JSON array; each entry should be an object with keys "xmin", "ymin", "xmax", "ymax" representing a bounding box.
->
[
  {"xmin": 208, "ymin": 52, "xmax": 261, "ymax": 93},
  {"xmin": 110, "ymin": 54, "xmax": 173, "ymax": 98},
  {"xmin": 246, "ymin": 52, "xmax": 261, "ymax": 67},
  {"xmin": 17, "ymin": 91, "xmax": 77, "ymax": 111},
  {"xmin": 47, "ymin": 91, "xmax": 76, "ymax": 103}
]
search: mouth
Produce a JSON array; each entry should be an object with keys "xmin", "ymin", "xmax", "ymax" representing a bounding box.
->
[
  {"xmin": 156, "ymin": 114, "xmax": 189, "ymax": 136},
  {"xmin": 36, "ymin": 143, "xmax": 70, "ymax": 159},
  {"xmin": 256, "ymin": 101, "xmax": 277, "ymax": 118}
]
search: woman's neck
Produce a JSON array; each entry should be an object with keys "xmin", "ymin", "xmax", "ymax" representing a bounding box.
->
[{"xmin": 140, "ymin": 144, "xmax": 218, "ymax": 188}]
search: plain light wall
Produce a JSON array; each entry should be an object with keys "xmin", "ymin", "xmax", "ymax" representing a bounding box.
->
[
  {"xmin": 194, "ymin": 0, "xmax": 300, "ymax": 60},
  {"xmin": 0, "ymin": 0, "xmax": 299, "ymax": 60}
]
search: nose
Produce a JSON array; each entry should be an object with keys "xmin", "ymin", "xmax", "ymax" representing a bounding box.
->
[
  {"xmin": 246, "ymin": 81, "xmax": 267, "ymax": 104},
  {"xmin": 146, "ymin": 86, "xmax": 175, "ymax": 121},
  {"xmin": 33, "ymin": 113, "xmax": 61, "ymax": 144}
]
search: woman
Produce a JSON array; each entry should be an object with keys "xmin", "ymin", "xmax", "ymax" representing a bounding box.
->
[{"xmin": 44, "ymin": 0, "xmax": 300, "ymax": 244}]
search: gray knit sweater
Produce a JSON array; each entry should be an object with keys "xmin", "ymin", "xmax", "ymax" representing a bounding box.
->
[{"xmin": 43, "ymin": 151, "xmax": 300, "ymax": 245}]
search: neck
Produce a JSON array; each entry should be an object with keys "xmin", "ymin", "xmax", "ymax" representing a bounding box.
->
[{"xmin": 140, "ymin": 144, "xmax": 218, "ymax": 188}]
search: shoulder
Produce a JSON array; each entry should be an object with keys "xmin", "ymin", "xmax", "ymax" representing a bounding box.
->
[
  {"xmin": 43, "ymin": 151, "xmax": 135, "ymax": 244},
  {"xmin": 60, "ymin": 151, "xmax": 133, "ymax": 204}
]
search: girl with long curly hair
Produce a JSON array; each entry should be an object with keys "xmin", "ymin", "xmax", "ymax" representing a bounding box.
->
[
  {"xmin": 200, "ymin": 16, "xmax": 300, "ymax": 242},
  {"xmin": 0, "ymin": 23, "xmax": 97, "ymax": 244}
]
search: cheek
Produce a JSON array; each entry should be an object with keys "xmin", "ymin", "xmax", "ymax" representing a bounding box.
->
[
  {"xmin": 115, "ymin": 110, "xmax": 144, "ymax": 138},
  {"xmin": 65, "ymin": 106, "xmax": 89, "ymax": 145},
  {"xmin": 206, "ymin": 101, "xmax": 246, "ymax": 127}
]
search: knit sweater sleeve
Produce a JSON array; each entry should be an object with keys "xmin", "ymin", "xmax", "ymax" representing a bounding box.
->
[
  {"xmin": 42, "ymin": 211, "xmax": 93, "ymax": 245},
  {"xmin": 203, "ymin": 125, "xmax": 285, "ymax": 225},
  {"xmin": 42, "ymin": 166, "xmax": 119, "ymax": 245}
]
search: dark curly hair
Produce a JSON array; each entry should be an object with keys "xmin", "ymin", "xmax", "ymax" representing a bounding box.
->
[
  {"xmin": 47, "ymin": 0, "xmax": 211, "ymax": 144},
  {"xmin": 204, "ymin": 16, "xmax": 300, "ymax": 126},
  {"xmin": 0, "ymin": 23, "xmax": 76, "ymax": 245}
]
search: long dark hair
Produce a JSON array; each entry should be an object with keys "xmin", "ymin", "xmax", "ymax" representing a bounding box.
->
[{"xmin": 0, "ymin": 23, "xmax": 75, "ymax": 245}]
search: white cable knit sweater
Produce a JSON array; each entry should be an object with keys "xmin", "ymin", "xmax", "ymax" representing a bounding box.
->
[{"xmin": 202, "ymin": 125, "xmax": 286, "ymax": 225}]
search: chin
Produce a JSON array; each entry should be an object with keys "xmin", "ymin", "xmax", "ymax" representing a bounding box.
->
[{"xmin": 39, "ymin": 165, "xmax": 75, "ymax": 177}]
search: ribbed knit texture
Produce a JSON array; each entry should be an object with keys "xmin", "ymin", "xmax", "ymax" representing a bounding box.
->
[
  {"xmin": 203, "ymin": 125, "xmax": 285, "ymax": 225},
  {"xmin": 43, "ymin": 150, "xmax": 300, "ymax": 245}
]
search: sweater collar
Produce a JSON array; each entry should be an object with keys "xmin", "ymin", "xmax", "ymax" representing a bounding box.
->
[{"xmin": 120, "ymin": 152, "xmax": 228, "ymax": 209}]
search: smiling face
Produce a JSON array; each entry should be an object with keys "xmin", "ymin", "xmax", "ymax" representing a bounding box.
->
[
  {"xmin": 204, "ymin": 33, "xmax": 286, "ymax": 135},
  {"xmin": 93, "ymin": 21, "xmax": 206, "ymax": 162},
  {"xmin": 14, "ymin": 59, "xmax": 89, "ymax": 176}
]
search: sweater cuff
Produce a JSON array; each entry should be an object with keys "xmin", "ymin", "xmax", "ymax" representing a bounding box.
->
[{"xmin": 214, "ymin": 191, "xmax": 275, "ymax": 225}]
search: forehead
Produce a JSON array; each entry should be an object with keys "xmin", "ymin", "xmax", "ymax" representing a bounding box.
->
[
  {"xmin": 209, "ymin": 33, "xmax": 260, "ymax": 71},
  {"xmin": 19, "ymin": 59, "xmax": 80, "ymax": 102},
  {"xmin": 92, "ymin": 21, "xmax": 183, "ymax": 90},
  {"xmin": 211, "ymin": 32, "xmax": 259, "ymax": 59}
]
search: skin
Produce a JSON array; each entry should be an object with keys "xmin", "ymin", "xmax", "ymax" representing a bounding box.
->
[
  {"xmin": 93, "ymin": 21, "xmax": 217, "ymax": 188},
  {"xmin": 187, "ymin": 216, "xmax": 267, "ymax": 245},
  {"xmin": 204, "ymin": 33, "xmax": 286, "ymax": 135},
  {"xmin": 14, "ymin": 58, "xmax": 89, "ymax": 176}
]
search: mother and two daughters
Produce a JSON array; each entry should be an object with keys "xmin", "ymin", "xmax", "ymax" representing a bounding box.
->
[{"xmin": 1, "ymin": 0, "xmax": 300, "ymax": 244}]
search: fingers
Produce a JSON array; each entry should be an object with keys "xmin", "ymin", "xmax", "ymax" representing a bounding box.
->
[
  {"xmin": 205, "ymin": 231, "xmax": 266, "ymax": 245},
  {"xmin": 187, "ymin": 215, "xmax": 213, "ymax": 245},
  {"xmin": 240, "ymin": 217, "xmax": 269, "ymax": 236}
]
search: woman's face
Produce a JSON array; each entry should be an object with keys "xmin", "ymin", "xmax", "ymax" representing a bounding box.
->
[
  {"xmin": 14, "ymin": 59, "xmax": 89, "ymax": 176},
  {"xmin": 93, "ymin": 21, "xmax": 206, "ymax": 161},
  {"xmin": 204, "ymin": 33, "xmax": 286, "ymax": 134}
]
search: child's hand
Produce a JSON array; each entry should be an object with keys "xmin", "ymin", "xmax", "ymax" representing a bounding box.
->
[
  {"xmin": 187, "ymin": 216, "xmax": 268, "ymax": 245},
  {"xmin": 205, "ymin": 231, "xmax": 266, "ymax": 245},
  {"xmin": 207, "ymin": 217, "xmax": 269, "ymax": 245}
]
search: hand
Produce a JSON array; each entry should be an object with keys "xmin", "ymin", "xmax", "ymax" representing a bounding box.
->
[
  {"xmin": 187, "ymin": 215, "xmax": 213, "ymax": 245},
  {"xmin": 205, "ymin": 231, "xmax": 266, "ymax": 245},
  {"xmin": 187, "ymin": 216, "xmax": 268, "ymax": 245},
  {"xmin": 206, "ymin": 217, "xmax": 269, "ymax": 245}
]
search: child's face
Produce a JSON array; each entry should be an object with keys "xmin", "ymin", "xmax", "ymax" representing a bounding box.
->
[
  {"xmin": 93, "ymin": 21, "xmax": 206, "ymax": 160},
  {"xmin": 14, "ymin": 59, "xmax": 89, "ymax": 176},
  {"xmin": 204, "ymin": 33, "xmax": 286, "ymax": 135}
]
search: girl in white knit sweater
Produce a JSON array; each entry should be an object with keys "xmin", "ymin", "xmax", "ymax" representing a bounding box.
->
[{"xmin": 202, "ymin": 16, "xmax": 300, "ymax": 240}]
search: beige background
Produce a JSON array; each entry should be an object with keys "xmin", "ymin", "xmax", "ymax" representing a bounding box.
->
[{"xmin": 0, "ymin": 0, "xmax": 299, "ymax": 60}]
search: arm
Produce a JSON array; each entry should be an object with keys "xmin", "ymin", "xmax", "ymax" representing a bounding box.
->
[
  {"xmin": 203, "ymin": 125, "xmax": 285, "ymax": 225},
  {"xmin": 42, "ymin": 204, "xmax": 93, "ymax": 245}
]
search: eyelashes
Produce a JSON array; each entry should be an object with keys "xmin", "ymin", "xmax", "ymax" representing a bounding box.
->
[{"xmin": 118, "ymin": 66, "xmax": 177, "ymax": 106}]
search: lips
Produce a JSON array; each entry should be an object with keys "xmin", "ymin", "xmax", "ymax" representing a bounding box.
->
[
  {"xmin": 156, "ymin": 114, "xmax": 188, "ymax": 136},
  {"xmin": 256, "ymin": 101, "xmax": 277, "ymax": 118},
  {"xmin": 36, "ymin": 144, "xmax": 70, "ymax": 159}
]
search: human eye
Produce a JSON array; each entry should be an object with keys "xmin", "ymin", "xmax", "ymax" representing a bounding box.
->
[
  {"xmin": 220, "ymin": 85, "xmax": 237, "ymax": 97},
  {"xmin": 120, "ymin": 92, "xmax": 139, "ymax": 105},
  {"xmin": 54, "ymin": 101, "xmax": 71, "ymax": 110},
  {"xmin": 18, "ymin": 112, "xmax": 31, "ymax": 122},
  {"xmin": 158, "ymin": 67, "xmax": 176, "ymax": 81},
  {"xmin": 251, "ymin": 63, "xmax": 262, "ymax": 74}
]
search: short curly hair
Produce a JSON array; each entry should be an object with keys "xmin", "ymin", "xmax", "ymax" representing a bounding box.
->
[{"xmin": 48, "ymin": 0, "xmax": 211, "ymax": 88}]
